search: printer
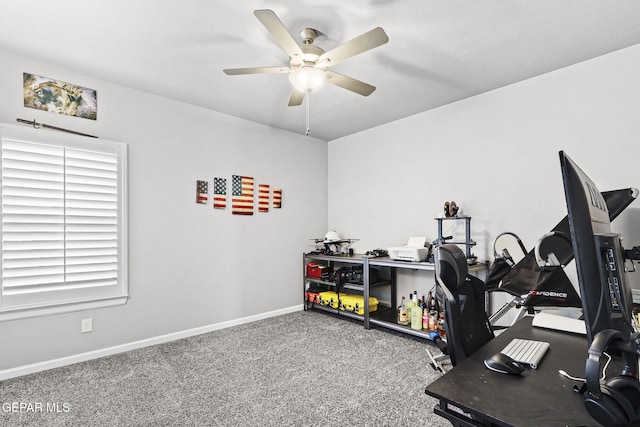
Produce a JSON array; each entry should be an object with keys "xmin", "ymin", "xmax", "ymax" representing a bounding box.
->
[{"xmin": 388, "ymin": 237, "xmax": 431, "ymax": 262}]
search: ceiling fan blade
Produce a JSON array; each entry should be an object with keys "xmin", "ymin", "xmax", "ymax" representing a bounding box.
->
[
  {"xmin": 254, "ymin": 9, "xmax": 304, "ymax": 59},
  {"xmin": 318, "ymin": 27, "xmax": 389, "ymax": 67},
  {"xmin": 288, "ymin": 89, "xmax": 305, "ymax": 106},
  {"xmin": 223, "ymin": 66, "xmax": 290, "ymax": 75},
  {"xmin": 325, "ymin": 71, "xmax": 376, "ymax": 96}
]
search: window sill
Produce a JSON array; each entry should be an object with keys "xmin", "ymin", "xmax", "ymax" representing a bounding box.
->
[{"xmin": 0, "ymin": 295, "xmax": 128, "ymax": 322}]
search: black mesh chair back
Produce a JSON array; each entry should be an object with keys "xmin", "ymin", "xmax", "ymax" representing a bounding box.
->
[{"xmin": 435, "ymin": 244, "xmax": 494, "ymax": 366}]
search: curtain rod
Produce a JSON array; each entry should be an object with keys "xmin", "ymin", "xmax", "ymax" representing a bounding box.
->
[{"xmin": 16, "ymin": 118, "xmax": 98, "ymax": 139}]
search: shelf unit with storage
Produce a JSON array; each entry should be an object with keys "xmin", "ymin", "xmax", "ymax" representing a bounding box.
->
[
  {"xmin": 302, "ymin": 253, "xmax": 390, "ymax": 329},
  {"xmin": 303, "ymin": 252, "xmax": 488, "ymax": 340}
]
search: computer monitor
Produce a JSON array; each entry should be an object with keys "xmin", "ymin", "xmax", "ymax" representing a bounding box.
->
[{"xmin": 559, "ymin": 151, "xmax": 634, "ymax": 346}]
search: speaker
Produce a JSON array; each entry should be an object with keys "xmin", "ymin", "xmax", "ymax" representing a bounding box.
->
[{"xmin": 584, "ymin": 329, "xmax": 640, "ymax": 426}]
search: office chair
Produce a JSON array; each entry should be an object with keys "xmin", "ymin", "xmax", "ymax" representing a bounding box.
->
[{"xmin": 435, "ymin": 244, "xmax": 495, "ymax": 366}]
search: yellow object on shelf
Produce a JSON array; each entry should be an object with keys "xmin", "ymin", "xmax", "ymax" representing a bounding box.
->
[
  {"xmin": 340, "ymin": 294, "xmax": 379, "ymax": 315},
  {"xmin": 318, "ymin": 291, "xmax": 345, "ymax": 309},
  {"xmin": 317, "ymin": 291, "xmax": 379, "ymax": 314}
]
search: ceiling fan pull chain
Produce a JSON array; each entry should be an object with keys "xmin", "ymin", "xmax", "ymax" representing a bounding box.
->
[{"xmin": 305, "ymin": 89, "xmax": 311, "ymax": 136}]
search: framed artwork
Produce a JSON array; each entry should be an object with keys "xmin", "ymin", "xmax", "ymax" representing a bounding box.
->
[
  {"xmin": 194, "ymin": 175, "xmax": 281, "ymax": 214},
  {"xmin": 23, "ymin": 73, "xmax": 97, "ymax": 120},
  {"xmin": 213, "ymin": 177, "xmax": 227, "ymax": 209},
  {"xmin": 232, "ymin": 175, "xmax": 254, "ymax": 215},
  {"xmin": 196, "ymin": 180, "xmax": 208, "ymax": 204},
  {"xmin": 273, "ymin": 189, "xmax": 282, "ymax": 208},
  {"xmin": 258, "ymin": 184, "xmax": 269, "ymax": 212}
]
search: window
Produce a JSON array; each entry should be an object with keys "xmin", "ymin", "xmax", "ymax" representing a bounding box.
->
[{"xmin": 0, "ymin": 126, "xmax": 128, "ymax": 321}]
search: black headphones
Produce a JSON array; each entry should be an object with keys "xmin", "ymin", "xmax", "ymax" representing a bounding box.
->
[{"xmin": 584, "ymin": 329, "xmax": 640, "ymax": 426}]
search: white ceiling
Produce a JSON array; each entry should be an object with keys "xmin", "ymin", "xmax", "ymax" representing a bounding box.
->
[{"xmin": 1, "ymin": 1, "xmax": 640, "ymax": 141}]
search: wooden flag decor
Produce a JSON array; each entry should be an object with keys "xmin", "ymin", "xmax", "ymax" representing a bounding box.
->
[
  {"xmin": 258, "ymin": 184, "xmax": 269, "ymax": 212},
  {"xmin": 232, "ymin": 175, "xmax": 254, "ymax": 215},
  {"xmin": 213, "ymin": 177, "xmax": 227, "ymax": 209},
  {"xmin": 196, "ymin": 180, "xmax": 208, "ymax": 204},
  {"xmin": 273, "ymin": 188, "xmax": 282, "ymax": 208}
]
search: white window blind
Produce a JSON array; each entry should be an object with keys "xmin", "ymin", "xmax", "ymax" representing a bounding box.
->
[{"xmin": 0, "ymin": 127, "xmax": 127, "ymax": 320}]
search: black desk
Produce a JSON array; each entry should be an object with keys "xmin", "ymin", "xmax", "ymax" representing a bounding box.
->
[{"xmin": 425, "ymin": 316, "xmax": 597, "ymax": 427}]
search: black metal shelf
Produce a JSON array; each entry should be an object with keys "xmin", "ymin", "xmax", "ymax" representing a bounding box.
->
[
  {"xmin": 369, "ymin": 257, "xmax": 436, "ymax": 271},
  {"xmin": 305, "ymin": 277, "xmax": 364, "ymax": 292},
  {"xmin": 369, "ymin": 307, "xmax": 432, "ymax": 339},
  {"xmin": 305, "ymin": 277, "xmax": 390, "ymax": 292},
  {"xmin": 305, "ymin": 301, "xmax": 366, "ymax": 322},
  {"xmin": 304, "ymin": 253, "xmax": 365, "ymax": 264},
  {"xmin": 433, "ymin": 216, "xmax": 476, "ymax": 258},
  {"xmin": 303, "ymin": 252, "xmax": 486, "ymax": 339}
]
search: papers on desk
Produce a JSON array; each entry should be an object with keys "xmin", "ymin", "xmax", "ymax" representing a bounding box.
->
[{"xmin": 531, "ymin": 311, "xmax": 587, "ymax": 335}]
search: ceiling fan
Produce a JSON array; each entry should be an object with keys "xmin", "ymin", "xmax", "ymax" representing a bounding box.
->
[{"xmin": 223, "ymin": 9, "xmax": 389, "ymax": 107}]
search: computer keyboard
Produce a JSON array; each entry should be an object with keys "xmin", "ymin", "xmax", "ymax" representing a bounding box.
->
[{"xmin": 501, "ymin": 338, "xmax": 550, "ymax": 369}]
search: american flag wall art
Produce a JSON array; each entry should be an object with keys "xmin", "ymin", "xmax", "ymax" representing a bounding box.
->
[
  {"xmin": 213, "ymin": 178, "xmax": 227, "ymax": 209},
  {"xmin": 258, "ymin": 184, "xmax": 269, "ymax": 212},
  {"xmin": 273, "ymin": 188, "xmax": 282, "ymax": 208},
  {"xmin": 196, "ymin": 180, "xmax": 208, "ymax": 204},
  {"xmin": 232, "ymin": 175, "xmax": 254, "ymax": 215}
]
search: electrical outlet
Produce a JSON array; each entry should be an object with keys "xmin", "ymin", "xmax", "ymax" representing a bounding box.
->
[{"xmin": 81, "ymin": 318, "xmax": 93, "ymax": 333}]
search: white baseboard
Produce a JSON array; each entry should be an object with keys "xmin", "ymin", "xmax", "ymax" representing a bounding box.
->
[{"xmin": 0, "ymin": 304, "xmax": 303, "ymax": 381}]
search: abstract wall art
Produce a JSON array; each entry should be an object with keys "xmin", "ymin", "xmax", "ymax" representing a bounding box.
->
[{"xmin": 23, "ymin": 73, "xmax": 97, "ymax": 120}]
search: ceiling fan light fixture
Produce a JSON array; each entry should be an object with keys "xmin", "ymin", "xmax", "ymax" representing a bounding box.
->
[{"xmin": 288, "ymin": 66, "xmax": 326, "ymax": 92}]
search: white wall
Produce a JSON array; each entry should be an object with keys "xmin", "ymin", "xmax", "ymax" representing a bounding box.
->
[
  {"xmin": 0, "ymin": 51, "xmax": 328, "ymax": 372},
  {"xmin": 329, "ymin": 43, "xmax": 640, "ymax": 301},
  {"xmin": 3, "ymin": 41, "xmax": 640, "ymax": 374}
]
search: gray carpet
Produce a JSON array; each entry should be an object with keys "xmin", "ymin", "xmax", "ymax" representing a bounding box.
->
[{"xmin": 0, "ymin": 310, "xmax": 451, "ymax": 426}]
